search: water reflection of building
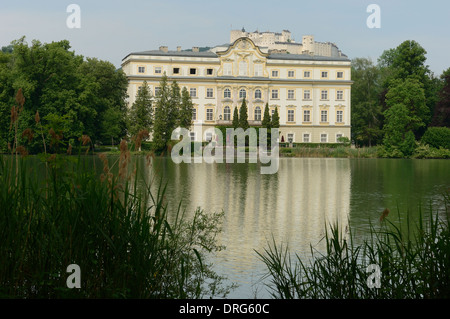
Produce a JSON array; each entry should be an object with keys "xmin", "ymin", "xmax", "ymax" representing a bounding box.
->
[{"xmin": 158, "ymin": 158, "xmax": 350, "ymax": 288}]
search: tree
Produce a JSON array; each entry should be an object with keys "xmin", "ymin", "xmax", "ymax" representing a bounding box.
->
[
  {"xmin": 271, "ymin": 107, "xmax": 280, "ymax": 129},
  {"xmin": 102, "ymin": 108, "xmax": 123, "ymax": 147},
  {"xmin": 232, "ymin": 107, "xmax": 239, "ymax": 129},
  {"xmin": 350, "ymin": 58, "xmax": 383, "ymax": 146},
  {"xmin": 430, "ymin": 68, "xmax": 450, "ymax": 127},
  {"xmin": 382, "ymin": 78, "xmax": 428, "ymax": 156},
  {"xmin": 0, "ymin": 38, "xmax": 128, "ymax": 153},
  {"xmin": 128, "ymin": 80, "xmax": 153, "ymax": 138},
  {"xmin": 238, "ymin": 99, "xmax": 249, "ymax": 130},
  {"xmin": 262, "ymin": 103, "xmax": 271, "ymax": 129},
  {"xmin": 178, "ymin": 87, "xmax": 194, "ymax": 129},
  {"xmin": 385, "ymin": 78, "xmax": 429, "ymax": 134},
  {"xmin": 152, "ymin": 74, "xmax": 180, "ymax": 152},
  {"xmin": 378, "ymin": 40, "xmax": 437, "ymax": 134}
]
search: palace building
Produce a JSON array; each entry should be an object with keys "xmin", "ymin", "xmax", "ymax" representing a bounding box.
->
[{"xmin": 121, "ymin": 36, "xmax": 352, "ymax": 144}]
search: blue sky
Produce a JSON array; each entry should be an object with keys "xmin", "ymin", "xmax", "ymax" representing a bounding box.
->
[{"xmin": 1, "ymin": 0, "xmax": 449, "ymax": 75}]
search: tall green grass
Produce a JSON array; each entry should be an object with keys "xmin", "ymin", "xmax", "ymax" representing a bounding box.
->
[
  {"xmin": 0, "ymin": 147, "xmax": 233, "ymax": 298},
  {"xmin": 257, "ymin": 200, "xmax": 450, "ymax": 299}
]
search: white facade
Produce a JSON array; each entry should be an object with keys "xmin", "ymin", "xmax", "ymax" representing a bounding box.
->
[{"xmin": 122, "ymin": 37, "xmax": 352, "ymax": 143}]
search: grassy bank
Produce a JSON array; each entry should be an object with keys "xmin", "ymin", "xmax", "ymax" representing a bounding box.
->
[
  {"xmin": 280, "ymin": 146, "xmax": 380, "ymax": 158},
  {"xmin": 280, "ymin": 144, "xmax": 450, "ymax": 159},
  {"xmin": 257, "ymin": 198, "xmax": 450, "ymax": 299},
  {"xmin": 0, "ymin": 147, "xmax": 233, "ymax": 298}
]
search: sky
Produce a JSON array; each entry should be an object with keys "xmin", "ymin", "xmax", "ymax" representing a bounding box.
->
[{"xmin": 1, "ymin": 0, "xmax": 449, "ymax": 76}]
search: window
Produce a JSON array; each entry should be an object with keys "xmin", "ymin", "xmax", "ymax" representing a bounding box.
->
[
  {"xmin": 224, "ymin": 88, "xmax": 231, "ymax": 99},
  {"xmin": 321, "ymin": 134, "xmax": 328, "ymax": 143},
  {"xmin": 304, "ymin": 71, "xmax": 311, "ymax": 78},
  {"xmin": 321, "ymin": 90, "xmax": 328, "ymax": 100},
  {"xmin": 321, "ymin": 71, "xmax": 328, "ymax": 78},
  {"xmin": 206, "ymin": 88, "xmax": 214, "ymax": 98},
  {"xmin": 155, "ymin": 87, "xmax": 161, "ymax": 96},
  {"xmin": 206, "ymin": 68, "xmax": 213, "ymax": 75},
  {"xmin": 321, "ymin": 110, "xmax": 328, "ymax": 122},
  {"xmin": 192, "ymin": 108, "xmax": 197, "ymax": 120},
  {"xmin": 239, "ymin": 61, "xmax": 248, "ymax": 76},
  {"xmin": 173, "ymin": 67, "xmax": 180, "ymax": 75},
  {"xmin": 337, "ymin": 71, "xmax": 344, "ymax": 79},
  {"xmin": 254, "ymin": 107, "xmax": 262, "ymax": 121},
  {"xmin": 287, "ymin": 133, "xmax": 294, "ymax": 143},
  {"xmin": 189, "ymin": 88, "xmax": 197, "ymax": 97},
  {"xmin": 155, "ymin": 67, "xmax": 162, "ymax": 74},
  {"xmin": 303, "ymin": 133, "xmax": 310, "ymax": 143},
  {"xmin": 336, "ymin": 134, "xmax": 343, "ymax": 142},
  {"xmin": 189, "ymin": 68, "xmax": 197, "ymax": 75},
  {"xmin": 272, "ymin": 70, "xmax": 279, "ymax": 77},
  {"xmin": 223, "ymin": 106, "xmax": 231, "ymax": 121},
  {"xmin": 288, "ymin": 89, "xmax": 295, "ymax": 100},
  {"xmin": 303, "ymin": 110, "xmax": 311, "ymax": 122},
  {"xmin": 271, "ymin": 89, "xmax": 279, "ymax": 99},
  {"xmin": 336, "ymin": 90, "xmax": 344, "ymax": 100},
  {"xmin": 254, "ymin": 64, "xmax": 263, "ymax": 77},
  {"xmin": 224, "ymin": 63, "xmax": 232, "ymax": 76},
  {"xmin": 239, "ymin": 88, "xmax": 247, "ymax": 99},
  {"xmin": 336, "ymin": 110, "xmax": 343, "ymax": 123},
  {"xmin": 138, "ymin": 66, "xmax": 145, "ymax": 73},
  {"xmin": 255, "ymin": 89, "xmax": 262, "ymax": 100},
  {"xmin": 288, "ymin": 70, "xmax": 295, "ymax": 78},
  {"xmin": 206, "ymin": 109, "xmax": 213, "ymax": 121},
  {"xmin": 287, "ymin": 109, "xmax": 295, "ymax": 122},
  {"xmin": 304, "ymin": 90, "xmax": 311, "ymax": 100},
  {"xmin": 190, "ymin": 132, "xmax": 196, "ymax": 142}
]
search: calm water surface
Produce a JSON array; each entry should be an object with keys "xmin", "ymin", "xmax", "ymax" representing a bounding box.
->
[{"xmin": 134, "ymin": 157, "xmax": 449, "ymax": 298}]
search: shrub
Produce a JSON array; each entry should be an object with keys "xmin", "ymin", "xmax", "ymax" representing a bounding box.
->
[{"xmin": 421, "ymin": 126, "xmax": 450, "ymax": 150}]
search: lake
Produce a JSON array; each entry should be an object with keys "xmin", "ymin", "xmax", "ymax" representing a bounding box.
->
[{"xmin": 132, "ymin": 156, "xmax": 449, "ymax": 298}]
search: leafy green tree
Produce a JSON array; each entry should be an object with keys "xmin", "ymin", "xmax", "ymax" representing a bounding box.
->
[
  {"xmin": 378, "ymin": 40, "xmax": 437, "ymax": 134},
  {"xmin": 178, "ymin": 87, "xmax": 194, "ymax": 129},
  {"xmin": 0, "ymin": 37, "xmax": 128, "ymax": 153},
  {"xmin": 128, "ymin": 80, "xmax": 153, "ymax": 138},
  {"xmin": 351, "ymin": 58, "xmax": 383, "ymax": 146},
  {"xmin": 382, "ymin": 78, "xmax": 428, "ymax": 156},
  {"xmin": 102, "ymin": 107, "xmax": 123, "ymax": 147},
  {"xmin": 78, "ymin": 58, "xmax": 128, "ymax": 145},
  {"xmin": 238, "ymin": 99, "xmax": 249, "ymax": 130},
  {"xmin": 262, "ymin": 103, "xmax": 271, "ymax": 129},
  {"xmin": 232, "ymin": 107, "xmax": 239, "ymax": 129}
]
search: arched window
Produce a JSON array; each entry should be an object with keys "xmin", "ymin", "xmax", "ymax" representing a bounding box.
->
[
  {"xmin": 224, "ymin": 88, "xmax": 231, "ymax": 99},
  {"xmin": 255, "ymin": 89, "xmax": 262, "ymax": 100},
  {"xmin": 239, "ymin": 88, "xmax": 246, "ymax": 100},
  {"xmin": 254, "ymin": 107, "xmax": 262, "ymax": 121},
  {"xmin": 223, "ymin": 106, "xmax": 231, "ymax": 121}
]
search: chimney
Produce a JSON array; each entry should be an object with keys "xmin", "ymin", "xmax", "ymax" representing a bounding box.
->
[
  {"xmin": 192, "ymin": 47, "xmax": 199, "ymax": 52},
  {"xmin": 159, "ymin": 46, "xmax": 168, "ymax": 53},
  {"xmin": 177, "ymin": 46, "xmax": 182, "ymax": 52}
]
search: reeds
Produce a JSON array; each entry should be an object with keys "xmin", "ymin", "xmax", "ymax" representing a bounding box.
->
[
  {"xmin": 0, "ymin": 90, "xmax": 232, "ymax": 298},
  {"xmin": 0, "ymin": 150, "xmax": 232, "ymax": 298},
  {"xmin": 257, "ymin": 201, "xmax": 450, "ymax": 299}
]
